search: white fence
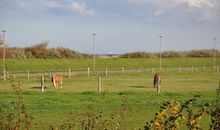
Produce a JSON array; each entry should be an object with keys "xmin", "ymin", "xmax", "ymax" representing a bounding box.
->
[{"xmin": 2, "ymin": 66, "xmax": 219, "ymax": 79}]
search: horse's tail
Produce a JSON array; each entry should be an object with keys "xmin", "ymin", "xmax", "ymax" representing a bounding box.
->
[
  {"xmin": 51, "ymin": 75, "xmax": 54, "ymax": 83},
  {"xmin": 51, "ymin": 75, "xmax": 56, "ymax": 87},
  {"xmin": 153, "ymin": 74, "xmax": 158, "ymax": 86}
]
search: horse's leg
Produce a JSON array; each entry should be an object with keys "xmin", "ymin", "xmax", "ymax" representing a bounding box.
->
[
  {"xmin": 53, "ymin": 80, "xmax": 56, "ymax": 88},
  {"xmin": 55, "ymin": 82, "xmax": 58, "ymax": 89},
  {"xmin": 60, "ymin": 81, "xmax": 63, "ymax": 88},
  {"xmin": 157, "ymin": 85, "xmax": 160, "ymax": 94}
]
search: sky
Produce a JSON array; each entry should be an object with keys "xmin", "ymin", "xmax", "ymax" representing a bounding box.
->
[{"xmin": 0, "ymin": 0, "xmax": 220, "ymax": 54}]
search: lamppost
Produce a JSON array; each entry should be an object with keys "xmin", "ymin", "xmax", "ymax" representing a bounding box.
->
[
  {"xmin": 213, "ymin": 38, "xmax": 216, "ymax": 68},
  {"xmin": 159, "ymin": 35, "xmax": 162, "ymax": 71},
  {"xmin": 92, "ymin": 33, "xmax": 96, "ymax": 72},
  {"xmin": 2, "ymin": 30, "xmax": 6, "ymax": 80}
]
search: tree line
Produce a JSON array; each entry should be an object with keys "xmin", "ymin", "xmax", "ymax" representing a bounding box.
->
[
  {"xmin": 0, "ymin": 42, "xmax": 89, "ymax": 59},
  {"xmin": 0, "ymin": 41, "xmax": 219, "ymax": 58},
  {"xmin": 120, "ymin": 50, "xmax": 220, "ymax": 58}
]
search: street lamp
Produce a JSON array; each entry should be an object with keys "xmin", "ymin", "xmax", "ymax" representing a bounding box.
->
[
  {"xmin": 159, "ymin": 35, "xmax": 162, "ymax": 71},
  {"xmin": 213, "ymin": 38, "xmax": 216, "ymax": 68},
  {"xmin": 2, "ymin": 30, "xmax": 6, "ymax": 80},
  {"xmin": 92, "ymin": 33, "xmax": 96, "ymax": 72}
]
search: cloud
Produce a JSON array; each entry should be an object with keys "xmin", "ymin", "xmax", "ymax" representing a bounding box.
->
[
  {"xmin": 46, "ymin": 1, "xmax": 61, "ymax": 8},
  {"xmin": 45, "ymin": 1, "xmax": 95, "ymax": 16},
  {"xmin": 1, "ymin": 0, "xmax": 95, "ymax": 16},
  {"xmin": 17, "ymin": 1, "xmax": 47, "ymax": 14},
  {"xmin": 128, "ymin": 0, "xmax": 213, "ymax": 8},
  {"xmin": 182, "ymin": 0, "xmax": 213, "ymax": 8},
  {"xmin": 127, "ymin": 0, "xmax": 219, "ymax": 22},
  {"xmin": 68, "ymin": 2, "xmax": 95, "ymax": 16}
]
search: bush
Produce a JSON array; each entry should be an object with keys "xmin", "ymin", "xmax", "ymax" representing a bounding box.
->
[
  {"xmin": 51, "ymin": 97, "xmax": 134, "ymax": 130},
  {"xmin": 120, "ymin": 52, "xmax": 155, "ymax": 58},
  {"xmin": 120, "ymin": 49, "xmax": 220, "ymax": 58},
  {"xmin": 0, "ymin": 42, "xmax": 89, "ymax": 59},
  {"xmin": 0, "ymin": 77, "xmax": 34, "ymax": 130},
  {"xmin": 144, "ymin": 95, "xmax": 220, "ymax": 130}
]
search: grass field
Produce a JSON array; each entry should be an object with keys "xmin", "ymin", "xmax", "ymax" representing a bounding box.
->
[
  {"xmin": 0, "ymin": 58, "xmax": 220, "ymax": 129},
  {"xmin": 1, "ymin": 58, "xmax": 219, "ymax": 72}
]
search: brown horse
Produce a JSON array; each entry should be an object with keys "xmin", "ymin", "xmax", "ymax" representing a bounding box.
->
[
  {"xmin": 52, "ymin": 74, "xmax": 63, "ymax": 88},
  {"xmin": 153, "ymin": 73, "xmax": 161, "ymax": 94}
]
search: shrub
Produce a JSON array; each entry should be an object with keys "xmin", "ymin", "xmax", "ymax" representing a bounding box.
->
[
  {"xmin": 0, "ymin": 42, "xmax": 89, "ymax": 59},
  {"xmin": 144, "ymin": 95, "xmax": 215, "ymax": 130},
  {"xmin": 210, "ymin": 98, "xmax": 220, "ymax": 130},
  {"xmin": 7, "ymin": 48, "xmax": 27, "ymax": 59},
  {"xmin": 51, "ymin": 96, "xmax": 134, "ymax": 130},
  {"xmin": 120, "ymin": 49, "xmax": 220, "ymax": 58},
  {"xmin": 0, "ymin": 76, "xmax": 34, "ymax": 130},
  {"xmin": 120, "ymin": 52, "xmax": 155, "ymax": 58}
]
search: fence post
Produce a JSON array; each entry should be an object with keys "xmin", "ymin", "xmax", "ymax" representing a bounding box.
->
[
  {"xmin": 122, "ymin": 67, "xmax": 124, "ymax": 73},
  {"xmin": 68, "ymin": 68, "xmax": 71, "ymax": 78},
  {"xmin": 87, "ymin": 67, "xmax": 90, "ymax": 77},
  {"xmin": 41, "ymin": 76, "xmax": 45, "ymax": 93},
  {"xmin": 137, "ymin": 66, "xmax": 140, "ymax": 75},
  {"xmin": 217, "ymin": 66, "xmax": 219, "ymax": 72},
  {"xmin": 27, "ymin": 69, "xmax": 30, "ymax": 80},
  {"xmin": 98, "ymin": 76, "xmax": 101, "ymax": 93},
  {"xmin": 191, "ymin": 66, "xmax": 194, "ymax": 73},
  {"xmin": 105, "ymin": 67, "xmax": 108, "ymax": 77},
  {"xmin": 203, "ymin": 65, "xmax": 206, "ymax": 72}
]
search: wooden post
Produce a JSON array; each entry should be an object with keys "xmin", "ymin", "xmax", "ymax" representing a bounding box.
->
[
  {"xmin": 217, "ymin": 66, "xmax": 219, "ymax": 72},
  {"xmin": 105, "ymin": 67, "xmax": 108, "ymax": 77},
  {"xmin": 122, "ymin": 67, "xmax": 124, "ymax": 73},
  {"xmin": 41, "ymin": 76, "xmax": 45, "ymax": 93},
  {"xmin": 87, "ymin": 67, "xmax": 90, "ymax": 77},
  {"xmin": 68, "ymin": 68, "xmax": 71, "ymax": 78},
  {"xmin": 137, "ymin": 66, "xmax": 140, "ymax": 75},
  {"xmin": 27, "ymin": 69, "xmax": 30, "ymax": 80},
  {"xmin": 192, "ymin": 66, "xmax": 194, "ymax": 72},
  {"xmin": 203, "ymin": 65, "xmax": 206, "ymax": 72},
  {"xmin": 98, "ymin": 76, "xmax": 101, "ymax": 93}
]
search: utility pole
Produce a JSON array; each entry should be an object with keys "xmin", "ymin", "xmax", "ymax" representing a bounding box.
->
[
  {"xmin": 159, "ymin": 35, "xmax": 162, "ymax": 72},
  {"xmin": 92, "ymin": 33, "xmax": 96, "ymax": 72},
  {"xmin": 2, "ymin": 30, "xmax": 6, "ymax": 80},
  {"xmin": 213, "ymin": 38, "xmax": 216, "ymax": 68}
]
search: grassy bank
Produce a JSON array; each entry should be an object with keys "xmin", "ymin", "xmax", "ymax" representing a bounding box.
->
[{"xmin": 0, "ymin": 58, "xmax": 219, "ymax": 72}]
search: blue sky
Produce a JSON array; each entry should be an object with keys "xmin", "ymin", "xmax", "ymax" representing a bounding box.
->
[{"xmin": 0, "ymin": 0, "xmax": 220, "ymax": 54}]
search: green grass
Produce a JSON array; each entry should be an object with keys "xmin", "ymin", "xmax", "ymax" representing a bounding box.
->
[
  {"xmin": 0, "ymin": 58, "xmax": 220, "ymax": 129},
  {"xmin": 0, "ymin": 58, "xmax": 219, "ymax": 72}
]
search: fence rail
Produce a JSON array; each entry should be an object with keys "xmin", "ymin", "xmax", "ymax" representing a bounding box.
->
[{"xmin": 1, "ymin": 66, "xmax": 219, "ymax": 80}]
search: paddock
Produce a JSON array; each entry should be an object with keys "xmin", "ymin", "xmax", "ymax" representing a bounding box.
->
[{"xmin": 0, "ymin": 58, "xmax": 219, "ymax": 129}]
